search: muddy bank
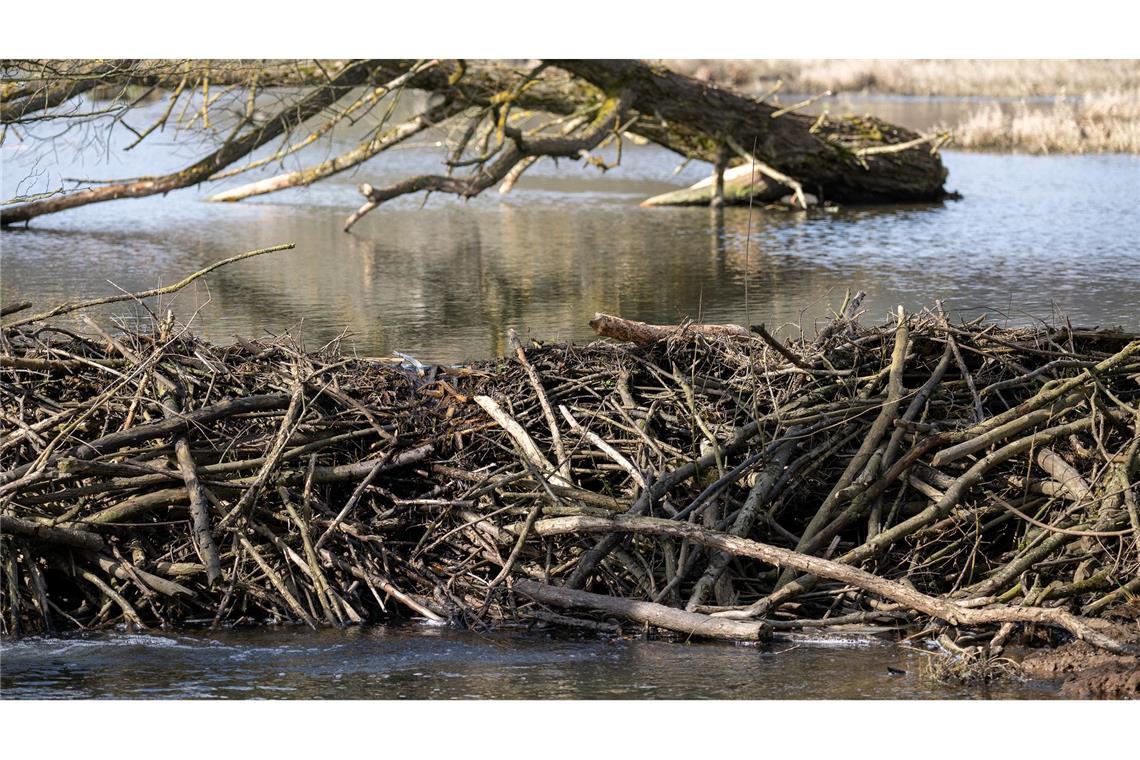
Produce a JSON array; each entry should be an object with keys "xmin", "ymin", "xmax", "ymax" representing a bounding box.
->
[{"xmin": 1021, "ymin": 639, "xmax": 1140, "ymax": 698}]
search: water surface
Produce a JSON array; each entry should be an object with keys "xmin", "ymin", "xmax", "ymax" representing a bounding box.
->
[
  {"xmin": 3, "ymin": 97, "xmax": 1137, "ymax": 363},
  {"xmin": 0, "ymin": 626, "xmax": 1059, "ymax": 700}
]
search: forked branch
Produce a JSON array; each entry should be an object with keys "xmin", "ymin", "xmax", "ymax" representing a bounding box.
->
[{"xmin": 343, "ymin": 90, "xmax": 635, "ymax": 231}]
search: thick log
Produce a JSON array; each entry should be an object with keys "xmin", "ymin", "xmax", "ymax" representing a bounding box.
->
[{"xmin": 552, "ymin": 59, "xmax": 949, "ymax": 204}]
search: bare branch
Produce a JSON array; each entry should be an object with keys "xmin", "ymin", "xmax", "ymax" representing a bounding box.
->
[
  {"xmin": 209, "ymin": 92, "xmax": 463, "ymax": 201},
  {"xmin": 2, "ymin": 243, "xmax": 296, "ymax": 328},
  {"xmin": 344, "ymin": 90, "xmax": 634, "ymax": 230},
  {"xmin": 1, "ymin": 61, "xmax": 384, "ymax": 226},
  {"xmin": 1, "ymin": 60, "xmax": 137, "ymax": 123}
]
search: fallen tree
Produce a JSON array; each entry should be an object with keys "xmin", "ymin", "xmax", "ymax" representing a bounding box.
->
[{"xmin": 2, "ymin": 59, "xmax": 950, "ymax": 229}]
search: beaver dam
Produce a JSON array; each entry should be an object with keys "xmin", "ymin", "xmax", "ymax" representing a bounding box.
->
[{"xmin": 2, "ymin": 294, "xmax": 1139, "ymax": 676}]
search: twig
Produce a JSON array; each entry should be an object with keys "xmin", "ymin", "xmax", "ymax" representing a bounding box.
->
[{"xmin": 3, "ymin": 244, "xmax": 296, "ymax": 328}]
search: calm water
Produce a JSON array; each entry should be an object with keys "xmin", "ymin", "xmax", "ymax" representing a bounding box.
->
[
  {"xmin": 2, "ymin": 97, "xmax": 1137, "ymax": 363},
  {"xmin": 0, "ymin": 95, "xmax": 1132, "ymax": 698},
  {"xmin": 0, "ymin": 626, "xmax": 1060, "ymax": 700}
]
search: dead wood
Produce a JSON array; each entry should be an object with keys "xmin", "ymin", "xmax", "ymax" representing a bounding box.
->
[
  {"xmin": 2, "ymin": 298, "xmax": 1137, "ymax": 658},
  {"xmin": 3, "ymin": 59, "xmax": 950, "ymax": 228}
]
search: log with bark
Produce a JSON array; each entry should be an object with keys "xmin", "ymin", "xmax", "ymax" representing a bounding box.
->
[{"xmin": 2, "ymin": 59, "xmax": 950, "ymax": 228}]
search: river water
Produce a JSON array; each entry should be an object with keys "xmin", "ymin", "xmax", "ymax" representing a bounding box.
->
[
  {"xmin": 0, "ymin": 95, "xmax": 1135, "ymax": 699},
  {"xmin": 1, "ymin": 626, "xmax": 1060, "ymax": 699}
]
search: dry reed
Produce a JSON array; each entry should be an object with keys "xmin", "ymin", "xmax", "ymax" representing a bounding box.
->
[
  {"xmin": 668, "ymin": 60, "xmax": 1140, "ymax": 154},
  {"xmin": 666, "ymin": 60, "xmax": 1140, "ymax": 98},
  {"xmin": 947, "ymin": 91, "xmax": 1140, "ymax": 153}
]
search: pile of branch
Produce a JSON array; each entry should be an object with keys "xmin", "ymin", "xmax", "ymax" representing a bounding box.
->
[{"xmin": 2, "ymin": 303, "xmax": 1137, "ymax": 656}]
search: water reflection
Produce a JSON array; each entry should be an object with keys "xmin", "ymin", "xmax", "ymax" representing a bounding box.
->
[{"xmin": 2, "ymin": 97, "xmax": 1138, "ymax": 363}]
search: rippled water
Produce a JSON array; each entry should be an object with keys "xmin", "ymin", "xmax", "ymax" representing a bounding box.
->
[{"xmin": 0, "ymin": 627, "xmax": 1060, "ymax": 699}]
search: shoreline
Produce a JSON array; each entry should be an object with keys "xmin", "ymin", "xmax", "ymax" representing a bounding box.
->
[
  {"xmin": 0, "ymin": 623, "xmax": 1071, "ymax": 699},
  {"xmin": 665, "ymin": 59, "xmax": 1140, "ymax": 99},
  {"xmin": 5, "ymin": 618, "xmax": 1134, "ymax": 698}
]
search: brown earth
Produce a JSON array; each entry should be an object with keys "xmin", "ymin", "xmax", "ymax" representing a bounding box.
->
[{"xmin": 1019, "ymin": 619, "xmax": 1140, "ymax": 699}]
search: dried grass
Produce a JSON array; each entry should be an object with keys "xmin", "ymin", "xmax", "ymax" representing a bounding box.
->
[
  {"xmin": 947, "ymin": 91, "xmax": 1140, "ymax": 153},
  {"xmin": 665, "ymin": 59, "xmax": 1140, "ymax": 98},
  {"xmin": 923, "ymin": 648, "xmax": 1024, "ymax": 686},
  {"xmin": 666, "ymin": 60, "xmax": 1140, "ymax": 153}
]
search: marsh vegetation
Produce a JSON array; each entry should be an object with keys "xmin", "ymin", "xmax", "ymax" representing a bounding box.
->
[{"xmin": 670, "ymin": 59, "xmax": 1140, "ymax": 154}]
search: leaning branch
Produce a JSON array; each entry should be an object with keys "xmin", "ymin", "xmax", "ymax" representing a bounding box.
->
[
  {"xmin": 527, "ymin": 515, "xmax": 1137, "ymax": 655},
  {"xmin": 1, "ymin": 61, "xmax": 381, "ymax": 226},
  {"xmin": 1, "ymin": 60, "xmax": 137, "ymax": 124},
  {"xmin": 2, "ymin": 243, "xmax": 296, "ymax": 328},
  {"xmin": 209, "ymin": 98, "xmax": 467, "ymax": 202}
]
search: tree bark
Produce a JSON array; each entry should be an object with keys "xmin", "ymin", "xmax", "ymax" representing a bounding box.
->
[
  {"xmin": 551, "ymin": 59, "xmax": 949, "ymax": 204},
  {"xmin": 2, "ymin": 59, "xmax": 950, "ymax": 227}
]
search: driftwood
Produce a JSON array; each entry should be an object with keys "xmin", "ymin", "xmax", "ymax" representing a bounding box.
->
[
  {"xmin": 525, "ymin": 515, "xmax": 1136, "ymax": 655},
  {"xmin": 2, "ymin": 293, "xmax": 1138, "ymax": 658},
  {"xmin": 514, "ymin": 579, "xmax": 768, "ymax": 641},
  {"xmin": 588, "ymin": 312, "xmax": 751, "ymax": 344},
  {"xmin": 641, "ymin": 162, "xmax": 821, "ymax": 208},
  {"xmin": 642, "ymin": 163, "xmax": 783, "ymax": 207}
]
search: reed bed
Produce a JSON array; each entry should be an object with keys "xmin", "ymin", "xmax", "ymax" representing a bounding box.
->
[
  {"xmin": 667, "ymin": 60, "xmax": 1140, "ymax": 98},
  {"xmin": 2, "ymin": 300, "xmax": 1138, "ymax": 657},
  {"xmin": 947, "ymin": 91, "xmax": 1140, "ymax": 154},
  {"xmin": 668, "ymin": 60, "xmax": 1140, "ymax": 154}
]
